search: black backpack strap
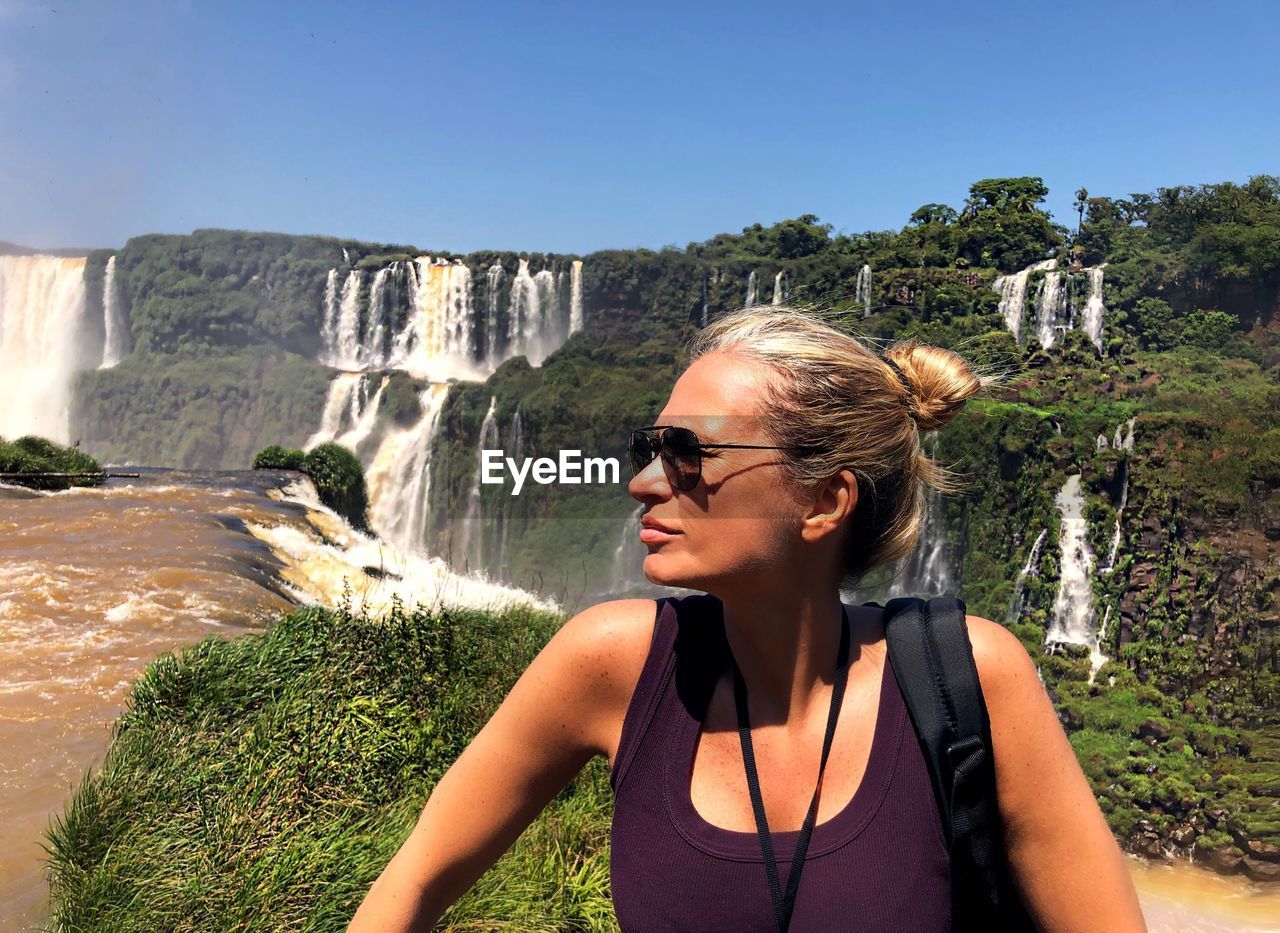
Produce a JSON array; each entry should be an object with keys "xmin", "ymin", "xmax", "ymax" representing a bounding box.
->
[{"xmin": 875, "ymin": 595, "xmax": 1030, "ymax": 930}]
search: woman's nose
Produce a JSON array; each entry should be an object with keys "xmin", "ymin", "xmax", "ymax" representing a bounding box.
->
[{"xmin": 629, "ymin": 454, "xmax": 672, "ymax": 500}]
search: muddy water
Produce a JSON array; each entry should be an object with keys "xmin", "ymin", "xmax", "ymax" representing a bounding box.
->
[
  {"xmin": 0, "ymin": 468, "xmax": 557, "ymax": 931},
  {"xmin": 0, "ymin": 470, "xmax": 1273, "ymax": 931}
]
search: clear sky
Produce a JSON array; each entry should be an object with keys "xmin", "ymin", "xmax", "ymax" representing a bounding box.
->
[{"xmin": 2, "ymin": 0, "xmax": 1277, "ymax": 253}]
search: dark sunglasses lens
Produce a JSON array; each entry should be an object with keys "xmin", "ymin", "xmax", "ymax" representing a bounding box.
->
[
  {"xmin": 628, "ymin": 430, "xmax": 655, "ymax": 476},
  {"xmin": 628, "ymin": 428, "xmax": 701, "ymax": 490},
  {"xmin": 663, "ymin": 427, "xmax": 701, "ymax": 490}
]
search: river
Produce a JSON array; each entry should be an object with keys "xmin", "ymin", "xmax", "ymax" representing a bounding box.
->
[{"xmin": 0, "ymin": 470, "xmax": 1274, "ymax": 931}]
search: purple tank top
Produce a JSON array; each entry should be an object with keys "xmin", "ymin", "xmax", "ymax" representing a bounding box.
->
[{"xmin": 609, "ymin": 593, "xmax": 951, "ymax": 932}]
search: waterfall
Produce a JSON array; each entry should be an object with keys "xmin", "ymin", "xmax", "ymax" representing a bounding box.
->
[
  {"xmin": 364, "ymin": 383, "xmax": 452, "ymax": 552},
  {"xmin": 98, "ymin": 255, "xmax": 130, "ymax": 368},
  {"xmin": 1036, "ymin": 270, "xmax": 1067, "ymax": 348},
  {"xmin": 993, "ymin": 258, "xmax": 1056, "ymax": 345},
  {"xmin": 886, "ymin": 437, "xmax": 953, "ymax": 598},
  {"xmin": 306, "ymin": 254, "xmax": 585, "ymax": 561},
  {"xmin": 1088, "ymin": 606, "xmax": 1111, "ymax": 686},
  {"xmin": 856, "ymin": 264, "xmax": 872, "ymax": 318},
  {"xmin": 1080, "ymin": 265, "xmax": 1107, "ymax": 352},
  {"xmin": 303, "ymin": 372, "xmax": 388, "ymax": 457},
  {"xmin": 496, "ymin": 409, "xmax": 524, "ymax": 578},
  {"xmin": 569, "ymin": 260, "xmax": 584, "ymax": 335},
  {"xmin": 700, "ymin": 275, "xmax": 709, "ymax": 327},
  {"xmin": 772, "ymin": 271, "xmax": 784, "ymax": 305},
  {"xmin": 0, "ymin": 255, "xmax": 92, "ymax": 442},
  {"xmin": 363, "ymin": 265, "xmax": 394, "ymax": 369},
  {"xmin": 745, "ymin": 270, "xmax": 757, "ymax": 307},
  {"xmin": 608, "ymin": 503, "xmax": 649, "ymax": 597},
  {"xmin": 326, "ymin": 270, "xmax": 363, "ymax": 369},
  {"xmin": 1101, "ymin": 417, "xmax": 1136, "ymax": 575},
  {"xmin": 1046, "ymin": 474, "xmax": 1097, "ymax": 646},
  {"xmin": 507, "ymin": 259, "xmax": 564, "ymax": 366},
  {"xmin": 485, "ymin": 262, "xmax": 504, "ymax": 368},
  {"xmin": 1005, "ymin": 528, "xmax": 1048, "ymax": 625},
  {"xmin": 459, "ymin": 395, "xmax": 500, "ymax": 576}
]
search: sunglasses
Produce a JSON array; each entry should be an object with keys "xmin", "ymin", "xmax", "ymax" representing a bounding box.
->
[{"xmin": 627, "ymin": 424, "xmax": 821, "ymax": 491}]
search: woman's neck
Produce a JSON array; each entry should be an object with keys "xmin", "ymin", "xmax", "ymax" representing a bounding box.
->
[{"xmin": 717, "ymin": 585, "xmax": 860, "ymax": 729}]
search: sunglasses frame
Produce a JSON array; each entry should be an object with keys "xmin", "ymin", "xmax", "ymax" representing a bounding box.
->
[{"xmin": 628, "ymin": 424, "xmax": 822, "ymax": 491}]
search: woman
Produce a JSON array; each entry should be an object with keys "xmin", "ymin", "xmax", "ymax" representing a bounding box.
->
[{"xmin": 348, "ymin": 306, "xmax": 1146, "ymax": 932}]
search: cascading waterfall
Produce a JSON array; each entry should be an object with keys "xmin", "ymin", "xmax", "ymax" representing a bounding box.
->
[
  {"xmin": 1089, "ymin": 606, "xmax": 1111, "ymax": 686},
  {"xmin": 495, "ymin": 409, "xmax": 524, "ymax": 578},
  {"xmin": 506, "ymin": 259, "xmax": 569, "ymax": 367},
  {"xmin": 325, "ymin": 270, "xmax": 364, "ymax": 369},
  {"xmin": 1005, "ymin": 528, "xmax": 1048, "ymax": 625},
  {"xmin": 1080, "ymin": 265, "xmax": 1107, "ymax": 352},
  {"xmin": 485, "ymin": 262, "xmax": 504, "ymax": 369},
  {"xmin": 307, "ymin": 254, "xmax": 585, "ymax": 562},
  {"xmin": 745, "ymin": 270, "xmax": 757, "ymax": 307},
  {"xmin": 886, "ymin": 437, "xmax": 954, "ymax": 598},
  {"xmin": 303, "ymin": 372, "xmax": 389, "ymax": 457},
  {"xmin": 569, "ymin": 260, "xmax": 584, "ymax": 334},
  {"xmin": 458, "ymin": 395, "xmax": 500, "ymax": 575},
  {"xmin": 1036, "ymin": 270, "xmax": 1067, "ymax": 348},
  {"xmin": 607, "ymin": 503, "xmax": 649, "ymax": 598},
  {"xmin": 1046, "ymin": 474, "xmax": 1097, "ymax": 646},
  {"xmin": 98, "ymin": 255, "xmax": 131, "ymax": 368},
  {"xmin": 0, "ymin": 255, "xmax": 92, "ymax": 442},
  {"xmin": 700, "ymin": 275, "xmax": 709, "ymax": 327},
  {"xmin": 993, "ymin": 258, "xmax": 1056, "ymax": 345},
  {"xmin": 772, "ymin": 271, "xmax": 784, "ymax": 305},
  {"xmin": 1100, "ymin": 417, "xmax": 1136, "ymax": 575},
  {"xmin": 856, "ymin": 264, "xmax": 873, "ymax": 318},
  {"xmin": 364, "ymin": 384, "xmax": 452, "ymax": 552}
]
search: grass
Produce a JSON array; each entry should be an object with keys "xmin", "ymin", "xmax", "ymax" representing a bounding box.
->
[{"xmin": 42, "ymin": 590, "xmax": 618, "ymax": 932}]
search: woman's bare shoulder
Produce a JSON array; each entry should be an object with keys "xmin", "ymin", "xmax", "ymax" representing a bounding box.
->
[{"xmin": 557, "ymin": 598, "xmax": 664, "ymax": 717}]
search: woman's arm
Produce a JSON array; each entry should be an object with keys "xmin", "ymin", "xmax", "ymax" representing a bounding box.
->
[
  {"xmin": 965, "ymin": 615, "xmax": 1147, "ymax": 933},
  {"xmin": 346, "ymin": 598, "xmax": 656, "ymax": 932}
]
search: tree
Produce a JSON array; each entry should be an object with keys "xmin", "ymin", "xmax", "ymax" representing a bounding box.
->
[
  {"xmin": 910, "ymin": 204, "xmax": 959, "ymax": 226},
  {"xmin": 1075, "ymin": 187, "xmax": 1089, "ymax": 234}
]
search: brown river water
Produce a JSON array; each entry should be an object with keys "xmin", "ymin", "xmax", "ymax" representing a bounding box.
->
[{"xmin": 0, "ymin": 470, "xmax": 1275, "ymax": 931}]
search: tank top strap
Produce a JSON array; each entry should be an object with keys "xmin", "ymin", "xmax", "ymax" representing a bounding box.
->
[{"xmin": 611, "ymin": 593, "xmax": 726, "ymax": 793}]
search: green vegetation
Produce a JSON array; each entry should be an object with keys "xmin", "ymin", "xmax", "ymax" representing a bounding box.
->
[
  {"xmin": 252, "ymin": 444, "xmax": 307, "ymax": 470},
  {"xmin": 44, "ymin": 594, "xmax": 615, "ymax": 931},
  {"xmin": 0, "ymin": 435, "xmax": 104, "ymax": 490},
  {"xmin": 252, "ymin": 442, "xmax": 371, "ymax": 533}
]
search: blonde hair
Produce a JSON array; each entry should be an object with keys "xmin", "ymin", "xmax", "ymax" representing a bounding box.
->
[{"xmin": 685, "ymin": 304, "xmax": 1000, "ymax": 587}]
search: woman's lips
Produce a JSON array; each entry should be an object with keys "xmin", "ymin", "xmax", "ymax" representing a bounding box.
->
[
  {"xmin": 639, "ymin": 527, "xmax": 681, "ymax": 543},
  {"xmin": 639, "ymin": 521, "xmax": 682, "ymax": 543}
]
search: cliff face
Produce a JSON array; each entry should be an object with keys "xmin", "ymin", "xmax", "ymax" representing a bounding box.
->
[{"xmin": 51, "ymin": 177, "xmax": 1280, "ymax": 879}]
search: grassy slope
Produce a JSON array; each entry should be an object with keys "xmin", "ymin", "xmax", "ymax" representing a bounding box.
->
[{"xmin": 44, "ymin": 595, "xmax": 616, "ymax": 932}]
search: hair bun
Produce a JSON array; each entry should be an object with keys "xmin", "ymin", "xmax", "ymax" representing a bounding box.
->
[{"xmin": 882, "ymin": 341, "xmax": 983, "ymax": 432}]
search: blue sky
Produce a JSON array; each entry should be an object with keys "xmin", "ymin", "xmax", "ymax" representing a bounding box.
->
[{"xmin": 1, "ymin": 0, "xmax": 1277, "ymax": 253}]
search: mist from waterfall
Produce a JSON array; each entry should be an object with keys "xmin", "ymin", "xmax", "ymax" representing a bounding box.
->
[
  {"xmin": 0, "ymin": 255, "xmax": 93, "ymax": 442},
  {"xmin": 1046, "ymin": 474, "xmax": 1097, "ymax": 646}
]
